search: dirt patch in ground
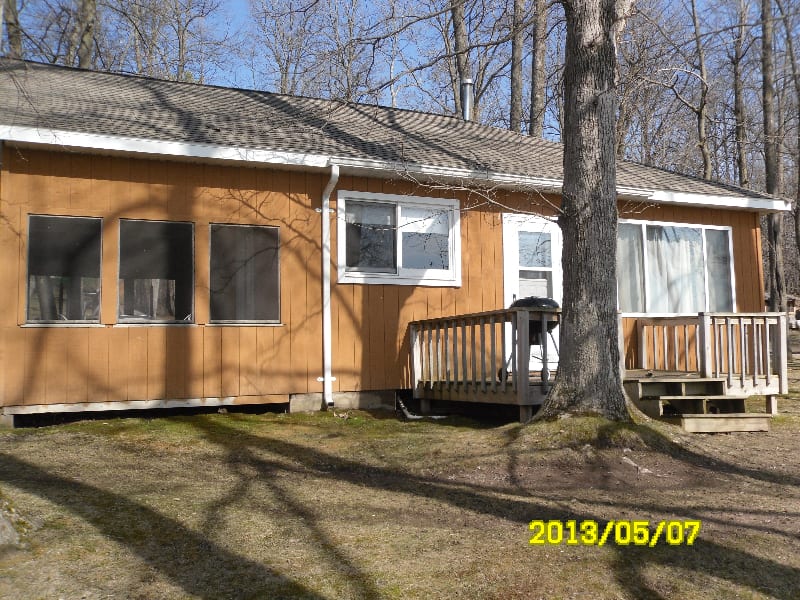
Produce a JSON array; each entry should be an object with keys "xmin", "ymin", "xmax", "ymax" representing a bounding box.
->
[{"xmin": 0, "ymin": 392, "xmax": 799, "ymax": 598}]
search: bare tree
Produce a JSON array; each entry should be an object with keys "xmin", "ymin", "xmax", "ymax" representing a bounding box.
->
[
  {"xmin": 538, "ymin": 0, "xmax": 630, "ymax": 420},
  {"xmin": 762, "ymin": 0, "xmax": 785, "ymax": 312},
  {"xmin": 509, "ymin": 0, "xmax": 524, "ymax": 131},
  {"xmin": 3, "ymin": 0, "xmax": 22, "ymax": 58},
  {"xmin": 528, "ymin": 0, "xmax": 547, "ymax": 136}
]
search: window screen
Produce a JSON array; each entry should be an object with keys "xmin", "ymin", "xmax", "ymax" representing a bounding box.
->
[
  {"xmin": 118, "ymin": 220, "xmax": 193, "ymax": 322},
  {"xmin": 210, "ymin": 224, "xmax": 280, "ymax": 322},
  {"xmin": 27, "ymin": 215, "xmax": 102, "ymax": 322},
  {"xmin": 345, "ymin": 201, "xmax": 396, "ymax": 272}
]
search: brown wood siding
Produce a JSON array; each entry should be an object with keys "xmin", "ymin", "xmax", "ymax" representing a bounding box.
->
[
  {"xmin": 0, "ymin": 147, "xmax": 324, "ymax": 408},
  {"xmin": 618, "ymin": 204, "xmax": 766, "ymax": 369},
  {"xmin": 0, "ymin": 146, "xmax": 768, "ymax": 407}
]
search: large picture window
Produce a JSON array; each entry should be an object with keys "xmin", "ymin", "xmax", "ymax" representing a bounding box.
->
[
  {"xmin": 27, "ymin": 215, "xmax": 102, "ymax": 322},
  {"xmin": 210, "ymin": 224, "xmax": 280, "ymax": 322},
  {"xmin": 617, "ymin": 220, "xmax": 735, "ymax": 314},
  {"xmin": 337, "ymin": 191, "xmax": 461, "ymax": 286},
  {"xmin": 118, "ymin": 220, "xmax": 194, "ymax": 322}
]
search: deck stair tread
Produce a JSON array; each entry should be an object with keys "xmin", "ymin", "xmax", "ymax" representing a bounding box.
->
[{"xmin": 663, "ymin": 413, "xmax": 771, "ymax": 433}]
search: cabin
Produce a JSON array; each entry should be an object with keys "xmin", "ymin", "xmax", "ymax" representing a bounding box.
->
[{"xmin": 0, "ymin": 59, "xmax": 790, "ymax": 431}]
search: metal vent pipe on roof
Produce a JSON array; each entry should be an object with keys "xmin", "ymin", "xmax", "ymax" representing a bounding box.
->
[{"xmin": 460, "ymin": 78, "xmax": 474, "ymax": 121}]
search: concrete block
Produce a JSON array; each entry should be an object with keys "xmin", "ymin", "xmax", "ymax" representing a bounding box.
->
[
  {"xmin": 289, "ymin": 393, "xmax": 325, "ymax": 413},
  {"xmin": 332, "ymin": 391, "xmax": 395, "ymax": 410},
  {"xmin": 0, "ymin": 413, "xmax": 15, "ymax": 428}
]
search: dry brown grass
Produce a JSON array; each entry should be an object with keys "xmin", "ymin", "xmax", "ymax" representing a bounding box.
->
[{"xmin": 0, "ymin": 396, "xmax": 799, "ymax": 599}]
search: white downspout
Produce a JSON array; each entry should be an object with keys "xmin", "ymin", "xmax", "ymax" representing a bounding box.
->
[{"xmin": 320, "ymin": 162, "xmax": 339, "ymax": 407}]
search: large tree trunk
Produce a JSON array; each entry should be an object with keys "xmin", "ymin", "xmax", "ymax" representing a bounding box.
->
[
  {"xmin": 537, "ymin": 0, "xmax": 629, "ymax": 421},
  {"xmin": 509, "ymin": 0, "xmax": 524, "ymax": 131},
  {"xmin": 762, "ymin": 0, "xmax": 785, "ymax": 312},
  {"xmin": 528, "ymin": 0, "xmax": 547, "ymax": 137}
]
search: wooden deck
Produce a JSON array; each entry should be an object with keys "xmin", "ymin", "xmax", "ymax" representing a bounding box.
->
[{"xmin": 410, "ymin": 311, "xmax": 789, "ymax": 428}]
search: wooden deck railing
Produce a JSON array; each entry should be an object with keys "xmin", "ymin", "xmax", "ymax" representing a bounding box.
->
[
  {"xmin": 409, "ymin": 307, "xmax": 560, "ymax": 407},
  {"xmin": 633, "ymin": 312, "xmax": 788, "ymax": 396}
]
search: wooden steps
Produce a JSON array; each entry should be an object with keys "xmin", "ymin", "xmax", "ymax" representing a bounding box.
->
[
  {"xmin": 624, "ymin": 374, "xmax": 771, "ymax": 433},
  {"xmin": 663, "ymin": 413, "xmax": 771, "ymax": 433}
]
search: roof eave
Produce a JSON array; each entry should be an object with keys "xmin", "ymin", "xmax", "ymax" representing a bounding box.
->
[{"xmin": 0, "ymin": 125, "xmax": 789, "ymax": 213}]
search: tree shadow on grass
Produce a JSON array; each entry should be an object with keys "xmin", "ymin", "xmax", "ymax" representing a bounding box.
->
[
  {"xmin": 2, "ymin": 415, "xmax": 800, "ymax": 599},
  {"xmin": 0, "ymin": 453, "xmax": 324, "ymax": 600},
  {"xmin": 187, "ymin": 417, "xmax": 800, "ymax": 599}
]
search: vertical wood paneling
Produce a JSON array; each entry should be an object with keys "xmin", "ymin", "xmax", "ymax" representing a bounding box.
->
[
  {"xmin": 66, "ymin": 327, "xmax": 90, "ymax": 403},
  {"xmin": 128, "ymin": 328, "xmax": 148, "ymax": 400},
  {"xmin": 69, "ymin": 155, "xmax": 93, "ymax": 213},
  {"xmin": 221, "ymin": 327, "xmax": 240, "ymax": 397},
  {"xmin": 2, "ymin": 329, "xmax": 25, "ymax": 406},
  {"xmin": 147, "ymin": 328, "xmax": 167, "ymax": 400},
  {"xmin": 44, "ymin": 329, "xmax": 69, "ymax": 404},
  {"xmin": 256, "ymin": 327, "xmax": 276, "ymax": 395},
  {"xmin": 164, "ymin": 328, "xmax": 186, "ymax": 399},
  {"xmin": 107, "ymin": 328, "xmax": 129, "ymax": 400},
  {"xmin": 239, "ymin": 327, "xmax": 259, "ymax": 396},
  {"xmin": 194, "ymin": 219, "xmax": 209, "ymax": 324},
  {"xmin": 87, "ymin": 328, "xmax": 110, "ymax": 403},
  {"xmin": 202, "ymin": 327, "xmax": 222, "ymax": 398},
  {"xmin": 186, "ymin": 327, "xmax": 205, "ymax": 398}
]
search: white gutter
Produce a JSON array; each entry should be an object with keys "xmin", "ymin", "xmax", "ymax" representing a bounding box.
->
[
  {"xmin": 320, "ymin": 163, "xmax": 339, "ymax": 408},
  {"xmin": 0, "ymin": 124, "xmax": 790, "ymax": 213}
]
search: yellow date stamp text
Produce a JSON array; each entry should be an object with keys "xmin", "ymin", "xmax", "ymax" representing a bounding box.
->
[{"xmin": 528, "ymin": 519, "xmax": 701, "ymax": 547}]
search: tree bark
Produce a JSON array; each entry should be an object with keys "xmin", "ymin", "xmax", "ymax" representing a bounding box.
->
[
  {"xmin": 3, "ymin": 0, "xmax": 22, "ymax": 59},
  {"xmin": 762, "ymin": 0, "xmax": 785, "ymax": 312},
  {"xmin": 733, "ymin": 0, "xmax": 749, "ymax": 188},
  {"xmin": 510, "ymin": 0, "xmax": 524, "ymax": 131},
  {"xmin": 450, "ymin": 0, "xmax": 470, "ymax": 118},
  {"xmin": 537, "ymin": 0, "xmax": 629, "ymax": 421},
  {"xmin": 77, "ymin": 0, "xmax": 96, "ymax": 69},
  {"xmin": 690, "ymin": 0, "xmax": 712, "ymax": 180},
  {"xmin": 528, "ymin": 0, "xmax": 547, "ymax": 137},
  {"xmin": 776, "ymin": 0, "xmax": 800, "ymax": 261}
]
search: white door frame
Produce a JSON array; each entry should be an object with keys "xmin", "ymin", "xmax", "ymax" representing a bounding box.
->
[{"xmin": 502, "ymin": 213, "xmax": 563, "ymax": 370}]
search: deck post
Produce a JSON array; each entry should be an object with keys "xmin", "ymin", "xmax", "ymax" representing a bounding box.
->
[
  {"xmin": 515, "ymin": 310, "xmax": 530, "ymax": 407},
  {"xmin": 411, "ymin": 324, "xmax": 422, "ymax": 399},
  {"xmin": 617, "ymin": 312, "xmax": 626, "ymax": 379},
  {"xmin": 777, "ymin": 313, "xmax": 789, "ymax": 395},
  {"xmin": 698, "ymin": 313, "xmax": 713, "ymax": 378}
]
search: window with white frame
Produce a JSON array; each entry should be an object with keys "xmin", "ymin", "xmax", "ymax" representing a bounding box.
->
[
  {"xmin": 337, "ymin": 191, "xmax": 461, "ymax": 286},
  {"xmin": 27, "ymin": 215, "xmax": 102, "ymax": 323},
  {"xmin": 616, "ymin": 220, "xmax": 735, "ymax": 314}
]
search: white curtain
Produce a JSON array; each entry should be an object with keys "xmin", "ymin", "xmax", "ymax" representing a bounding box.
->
[
  {"xmin": 647, "ymin": 225, "xmax": 705, "ymax": 313},
  {"xmin": 617, "ymin": 223, "xmax": 645, "ymax": 312}
]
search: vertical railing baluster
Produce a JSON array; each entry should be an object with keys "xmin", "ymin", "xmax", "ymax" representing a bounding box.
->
[
  {"xmin": 739, "ymin": 317, "xmax": 746, "ymax": 388},
  {"xmin": 725, "ymin": 317, "xmax": 733, "ymax": 388},
  {"xmin": 672, "ymin": 326, "xmax": 678, "ymax": 371},
  {"xmin": 510, "ymin": 315, "xmax": 517, "ymax": 393},
  {"xmin": 764, "ymin": 316, "xmax": 772, "ymax": 386},
  {"xmin": 501, "ymin": 314, "xmax": 508, "ymax": 393},
  {"xmin": 461, "ymin": 319, "xmax": 468, "ymax": 389},
  {"xmin": 443, "ymin": 322, "xmax": 450, "ymax": 384},
  {"xmin": 683, "ymin": 324, "xmax": 690, "ymax": 372},
  {"xmin": 753, "ymin": 317, "xmax": 760, "ymax": 387},
  {"xmin": 480, "ymin": 318, "xmax": 487, "ymax": 392},
  {"xmin": 516, "ymin": 310, "xmax": 530, "ymax": 406},
  {"xmin": 490, "ymin": 316, "xmax": 497, "ymax": 393},
  {"xmin": 470, "ymin": 322, "xmax": 477, "ymax": 388}
]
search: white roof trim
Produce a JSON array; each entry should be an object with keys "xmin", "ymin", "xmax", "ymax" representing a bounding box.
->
[{"xmin": 0, "ymin": 125, "xmax": 789, "ymax": 212}]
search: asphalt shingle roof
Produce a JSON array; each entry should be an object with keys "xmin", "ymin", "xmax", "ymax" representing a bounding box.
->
[{"xmin": 0, "ymin": 59, "xmax": 771, "ymax": 201}]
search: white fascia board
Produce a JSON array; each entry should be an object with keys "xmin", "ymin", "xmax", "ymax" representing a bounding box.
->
[
  {"xmin": 1, "ymin": 125, "xmax": 788, "ymax": 212},
  {"xmin": 0, "ymin": 125, "xmax": 331, "ymax": 168},
  {"xmin": 645, "ymin": 189, "xmax": 790, "ymax": 213}
]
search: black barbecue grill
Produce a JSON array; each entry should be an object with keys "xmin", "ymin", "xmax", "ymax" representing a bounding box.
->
[{"xmin": 509, "ymin": 296, "xmax": 560, "ymax": 346}]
